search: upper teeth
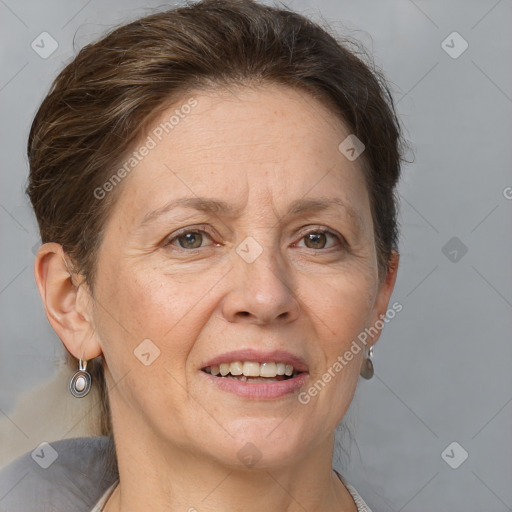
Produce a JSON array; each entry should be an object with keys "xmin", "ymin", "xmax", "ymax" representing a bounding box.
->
[{"xmin": 207, "ymin": 362, "xmax": 295, "ymax": 378}]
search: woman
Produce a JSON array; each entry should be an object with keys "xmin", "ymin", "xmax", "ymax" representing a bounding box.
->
[{"xmin": 0, "ymin": 0, "xmax": 403, "ymax": 510}]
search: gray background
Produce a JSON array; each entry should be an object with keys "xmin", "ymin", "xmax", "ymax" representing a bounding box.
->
[{"xmin": 1, "ymin": 0, "xmax": 511, "ymax": 510}]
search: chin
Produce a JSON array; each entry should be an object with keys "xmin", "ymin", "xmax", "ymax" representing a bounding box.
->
[{"xmin": 206, "ymin": 416, "xmax": 314, "ymax": 470}]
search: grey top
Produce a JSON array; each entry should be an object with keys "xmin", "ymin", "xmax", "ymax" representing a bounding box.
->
[
  {"xmin": 0, "ymin": 437, "xmax": 117, "ymax": 512},
  {"xmin": 0, "ymin": 437, "xmax": 372, "ymax": 511}
]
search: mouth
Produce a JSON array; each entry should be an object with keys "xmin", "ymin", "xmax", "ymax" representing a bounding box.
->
[
  {"xmin": 199, "ymin": 350, "xmax": 309, "ymax": 399},
  {"xmin": 201, "ymin": 361, "xmax": 303, "ymax": 382}
]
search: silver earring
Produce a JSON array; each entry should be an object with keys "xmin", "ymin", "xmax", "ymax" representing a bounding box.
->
[
  {"xmin": 360, "ymin": 346, "xmax": 374, "ymax": 380},
  {"xmin": 69, "ymin": 359, "xmax": 92, "ymax": 398}
]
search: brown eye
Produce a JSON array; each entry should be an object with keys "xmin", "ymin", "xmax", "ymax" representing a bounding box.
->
[
  {"xmin": 177, "ymin": 231, "xmax": 204, "ymax": 249},
  {"xmin": 304, "ymin": 232, "xmax": 328, "ymax": 249}
]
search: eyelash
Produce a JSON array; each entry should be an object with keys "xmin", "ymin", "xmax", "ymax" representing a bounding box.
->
[
  {"xmin": 163, "ymin": 225, "xmax": 346, "ymax": 252},
  {"xmin": 294, "ymin": 228, "xmax": 345, "ymax": 250},
  {"xmin": 163, "ymin": 225, "xmax": 219, "ymax": 251}
]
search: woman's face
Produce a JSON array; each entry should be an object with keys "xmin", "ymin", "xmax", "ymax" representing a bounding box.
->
[{"xmin": 88, "ymin": 84, "xmax": 396, "ymax": 468}]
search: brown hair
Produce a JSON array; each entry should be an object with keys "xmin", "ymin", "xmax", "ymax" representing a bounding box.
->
[{"xmin": 27, "ymin": 0, "xmax": 404, "ymax": 464}]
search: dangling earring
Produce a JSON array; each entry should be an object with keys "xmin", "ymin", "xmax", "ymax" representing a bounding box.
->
[
  {"xmin": 360, "ymin": 346, "xmax": 374, "ymax": 380},
  {"xmin": 69, "ymin": 358, "xmax": 92, "ymax": 398}
]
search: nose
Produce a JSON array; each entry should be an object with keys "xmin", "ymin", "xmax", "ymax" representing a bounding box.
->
[{"xmin": 221, "ymin": 244, "xmax": 301, "ymax": 326}]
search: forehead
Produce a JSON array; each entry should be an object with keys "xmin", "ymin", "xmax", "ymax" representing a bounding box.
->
[{"xmin": 108, "ymin": 83, "xmax": 371, "ymax": 226}]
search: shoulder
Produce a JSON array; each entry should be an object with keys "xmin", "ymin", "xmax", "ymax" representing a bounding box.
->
[{"xmin": 0, "ymin": 436, "xmax": 118, "ymax": 512}]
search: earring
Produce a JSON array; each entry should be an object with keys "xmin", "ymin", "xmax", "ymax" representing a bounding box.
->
[
  {"xmin": 360, "ymin": 346, "xmax": 374, "ymax": 380},
  {"xmin": 69, "ymin": 358, "xmax": 92, "ymax": 398}
]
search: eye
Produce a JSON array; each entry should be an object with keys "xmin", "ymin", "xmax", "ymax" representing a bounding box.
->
[
  {"xmin": 165, "ymin": 228, "xmax": 216, "ymax": 250},
  {"xmin": 296, "ymin": 229, "xmax": 343, "ymax": 250},
  {"xmin": 176, "ymin": 232, "xmax": 204, "ymax": 249}
]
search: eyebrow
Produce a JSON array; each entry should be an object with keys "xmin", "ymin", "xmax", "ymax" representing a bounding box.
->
[
  {"xmin": 139, "ymin": 196, "xmax": 363, "ymax": 230},
  {"xmin": 140, "ymin": 197, "xmax": 243, "ymax": 227},
  {"xmin": 286, "ymin": 197, "xmax": 364, "ymax": 231}
]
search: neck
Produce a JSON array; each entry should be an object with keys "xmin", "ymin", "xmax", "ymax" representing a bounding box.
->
[{"xmin": 104, "ymin": 429, "xmax": 357, "ymax": 512}]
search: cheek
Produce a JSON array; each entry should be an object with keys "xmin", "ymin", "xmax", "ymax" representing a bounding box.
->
[
  {"xmin": 303, "ymin": 269, "xmax": 377, "ymax": 349},
  {"xmin": 94, "ymin": 263, "xmax": 221, "ymax": 367},
  {"xmin": 93, "ymin": 266, "xmax": 208, "ymax": 427},
  {"xmin": 295, "ymin": 274, "xmax": 374, "ymax": 431}
]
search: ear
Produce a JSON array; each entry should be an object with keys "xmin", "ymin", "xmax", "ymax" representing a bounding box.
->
[
  {"xmin": 367, "ymin": 250, "xmax": 400, "ymax": 346},
  {"xmin": 34, "ymin": 243, "xmax": 102, "ymax": 361}
]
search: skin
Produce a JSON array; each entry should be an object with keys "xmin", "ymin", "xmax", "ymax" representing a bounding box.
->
[{"xmin": 35, "ymin": 83, "xmax": 399, "ymax": 512}]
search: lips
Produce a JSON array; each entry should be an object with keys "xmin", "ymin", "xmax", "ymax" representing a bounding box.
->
[{"xmin": 200, "ymin": 349, "xmax": 309, "ymax": 399}]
